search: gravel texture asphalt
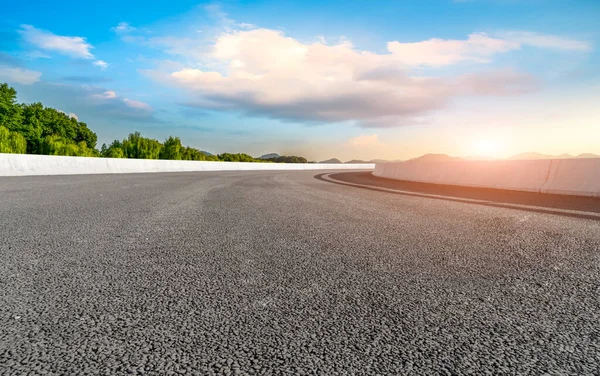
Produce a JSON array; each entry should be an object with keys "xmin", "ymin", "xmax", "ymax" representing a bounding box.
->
[{"xmin": 1, "ymin": 170, "xmax": 599, "ymax": 375}]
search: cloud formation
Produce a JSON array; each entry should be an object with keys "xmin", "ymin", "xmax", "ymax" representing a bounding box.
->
[
  {"xmin": 61, "ymin": 75, "xmax": 113, "ymax": 83},
  {"xmin": 498, "ymin": 31, "xmax": 591, "ymax": 51},
  {"xmin": 58, "ymin": 110, "xmax": 78, "ymax": 120},
  {"xmin": 89, "ymin": 89, "xmax": 152, "ymax": 112},
  {"xmin": 91, "ymin": 90, "xmax": 117, "ymax": 100},
  {"xmin": 10, "ymin": 82, "xmax": 160, "ymax": 132},
  {"xmin": 143, "ymin": 25, "xmax": 589, "ymax": 127},
  {"xmin": 111, "ymin": 22, "xmax": 136, "ymax": 34},
  {"xmin": 89, "ymin": 90, "xmax": 152, "ymax": 111},
  {"xmin": 18, "ymin": 25, "xmax": 94, "ymax": 59},
  {"xmin": 387, "ymin": 32, "xmax": 519, "ymax": 66},
  {"xmin": 18, "ymin": 25, "xmax": 108, "ymax": 69},
  {"xmin": 0, "ymin": 66, "xmax": 42, "ymax": 85},
  {"xmin": 123, "ymin": 98, "xmax": 152, "ymax": 110},
  {"xmin": 93, "ymin": 60, "xmax": 108, "ymax": 69}
]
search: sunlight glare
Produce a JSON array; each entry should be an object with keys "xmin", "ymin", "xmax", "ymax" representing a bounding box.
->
[{"xmin": 471, "ymin": 138, "xmax": 504, "ymax": 158}]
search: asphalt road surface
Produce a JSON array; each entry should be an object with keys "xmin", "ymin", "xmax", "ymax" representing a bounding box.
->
[{"xmin": 1, "ymin": 170, "xmax": 599, "ymax": 375}]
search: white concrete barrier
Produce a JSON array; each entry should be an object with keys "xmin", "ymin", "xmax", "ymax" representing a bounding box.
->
[
  {"xmin": 374, "ymin": 158, "xmax": 600, "ymax": 197},
  {"xmin": 0, "ymin": 153, "xmax": 374, "ymax": 176},
  {"xmin": 541, "ymin": 158, "xmax": 600, "ymax": 197}
]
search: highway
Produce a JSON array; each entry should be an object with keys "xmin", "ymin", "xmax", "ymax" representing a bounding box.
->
[{"xmin": 1, "ymin": 170, "xmax": 599, "ymax": 375}]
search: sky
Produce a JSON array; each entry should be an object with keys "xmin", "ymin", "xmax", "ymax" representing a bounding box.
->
[{"xmin": 1, "ymin": 0, "xmax": 599, "ymax": 161}]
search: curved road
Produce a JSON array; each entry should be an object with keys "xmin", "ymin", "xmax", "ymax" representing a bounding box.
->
[{"xmin": 1, "ymin": 170, "xmax": 599, "ymax": 375}]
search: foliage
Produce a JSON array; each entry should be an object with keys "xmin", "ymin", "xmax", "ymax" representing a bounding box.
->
[
  {"xmin": 181, "ymin": 146, "xmax": 219, "ymax": 161},
  {"xmin": 40, "ymin": 135, "xmax": 97, "ymax": 157},
  {"xmin": 0, "ymin": 126, "xmax": 27, "ymax": 154},
  {"xmin": 100, "ymin": 141, "xmax": 126, "ymax": 158},
  {"xmin": 0, "ymin": 83, "xmax": 22, "ymax": 131},
  {"xmin": 100, "ymin": 134, "xmax": 221, "ymax": 161},
  {"xmin": 160, "ymin": 136, "xmax": 183, "ymax": 160},
  {"xmin": 120, "ymin": 132, "xmax": 162, "ymax": 159},
  {"xmin": 19, "ymin": 102, "xmax": 97, "ymax": 154},
  {"xmin": 265, "ymin": 155, "xmax": 308, "ymax": 163},
  {"xmin": 0, "ymin": 82, "xmax": 309, "ymax": 163},
  {"xmin": 217, "ymin": 153, "xmax": 269, "ymax": 163}
]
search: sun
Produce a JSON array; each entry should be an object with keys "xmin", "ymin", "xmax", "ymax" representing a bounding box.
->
[{"xmin": 471, "ymin": 138, "xmax": 504, "ymax": 158}]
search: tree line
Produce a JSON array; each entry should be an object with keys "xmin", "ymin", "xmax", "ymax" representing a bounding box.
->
[
  {"xmin": 0, "ymin": 84, "xmax": 97, "ymax": 156},
  {"xmin": 0, "ymin": 83, "xmax": 305, "ymax": 163}
]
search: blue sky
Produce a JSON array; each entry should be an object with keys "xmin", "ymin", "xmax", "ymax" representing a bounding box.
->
[{"xmin": 1, "ymin": 0, "xmax": 599, "ymax": 160}]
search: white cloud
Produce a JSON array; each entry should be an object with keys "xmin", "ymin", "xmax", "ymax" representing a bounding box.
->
[
  {"xmin": 90, "ymin": 90, "xmax": 117, "ymax": 100},
  {"xmin": 387, "ymin": 32, "xmax": 520, "ymax": 66},
  {"xmin": 27, "ymin": 51, "xmax": 52, "ymax": 59},
  {"xmin": 89, "ymin": 89, "xmax": 152, "ymax": 111},
  {"xmin": 498, "ymin": 31, "xmax": 591, "ymax": 51},
  {"xmin": 58, "ymin": 110, "xmax": 78, "ymax": 120},
  {"xmin": 0, "ymin": 66, "xmax": 42, "ymax": 85},
  {"xmin": 18, "ymin": 25, "xmax": 94, "ymax": 59},
  {"xmin": 348, "ymin": 134, "xmax": 380, "ymax": 146},
  {"xmin": 456, "ymin": 68, "xmax": 538, "ymax": 95},
  {"xmin": 144, "ymin": 23, "xmax": 589, "ymax": 127},
  {"xmin": 123, "ymin": 98, "xmax": 152, "ymax": 111},
  {"xmin": 237, "ymin": 23, "xmax": 257, "ymax": 30},
  {"xmin": 148, "ymin": 28, "xmax": 537, "ymax": 127},
  {"xmin": 18, "ymin": 25, "xmax": 109, "ymax": 69},
  {"xmin": 93, "ymin": 60, "xmax": 108, "ymax": 69},
  {"xmin": 111, "ymin": 22, "xmax": 136, "ymax": 34}
]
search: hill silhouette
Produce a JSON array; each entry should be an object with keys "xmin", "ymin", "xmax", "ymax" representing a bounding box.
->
[
  {"xmin": 509, "ymin": 152, "xmax": 600, "ymax": 160},
  {"xmin": 409, "ymin": 153, "xmax": 464, "ymax": 162},
  {"xmin": 258, "ymin": 153, "xmax": 280, "ymax": 159},
  {"xmin": 319, "ymin": 158, "xmax": 342, "ymax": 164}
]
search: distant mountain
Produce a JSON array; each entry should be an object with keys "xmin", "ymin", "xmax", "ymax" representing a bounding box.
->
[
  {"xmin": 319, "ymin": 158, "xmax": 342, "ymax": 164},
  {"xmin": 258, "ymin": 153, "xmax": 280, "ymax": 159},
  {"xmin": 200, "ymin": 150, "xmax": 213, "ymax": 156},
  {"xmin": 409, "ymin": 153, "xmax": 464, "ymax": 162},
  {"xmin": 369, "ymin": 159, "xmax": 404, "ymax": 163},
  {"xmin": 316, "ymin": 152, "xmax": 599, "ymax": 165},
  {"xmin": 508, "ymin": 152, "xmax": 600, "ymax": 160},
  {"xmin": 576, "ymin": 153, "xmax": 600, "ymax": 158},
  {"xmin": 340, "ymin": 153, "xmax": 600, "ymax": 164},
  {"xmin": 345, "ymin": 159, "xmax": 371, "ymax": 164},
  {"xmin": 266, "ymin": 155, "xmax": 308, "ymax": 163},
  {"xmin": 509, "ymin": 152, "xmax": 571, "ymax": 160}
]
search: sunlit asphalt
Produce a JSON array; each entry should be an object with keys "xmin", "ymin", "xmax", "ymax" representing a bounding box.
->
[{"xmin": 1, "ymin": 171, "xmax": 599, "ymax": 375}]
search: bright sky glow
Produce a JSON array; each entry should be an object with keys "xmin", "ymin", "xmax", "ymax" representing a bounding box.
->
[{"xmin": 1, "ymin": 0, "xmax": 598, "ymax": 160}]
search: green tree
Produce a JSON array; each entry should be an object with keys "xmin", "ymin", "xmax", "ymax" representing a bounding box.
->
[
  {"xmin": 217, "ymin": 153, "xmax": 265, "ymax": 162},
  {"xmin": 17, "ymin": 102, "xmax": 98, "ymax": 154},
  {"xmin": 122, "ymin": 132, "xmax": 162, "ymax": 159},
  {"xmin": 0, "ymin": 83, "xmax": 22, "ymax": 131},
  {"xmin": 1, "ymin": 81, "xmax": 300, "ymax": 162},
  {"xmin": 160, "ymin": 136, "xmax": 182, "ymax": 160},
  {"xmin": 101, "ymin": 140, "xmax": 126, "ymax": 158},
  {"xmin": 0, "ymin": 126, "xmax": 27, "ymax": 154},
  {"xmin": 39, "ymin": 135, "xmax": 96, "ymax": 157},
  {"xmin": 266, "ymin": 155, "xmax": 308, "ymax": 163},
  {"xmin": 18, "ymin": 102, "xmax": 45, "ymax": 153},
  {"xmin": 105, "ymin": 147, "xmax": 125, "ymax": 158},
  {"xmin": 75, "ymin": 121, "xmax": 97, "ymax": 149},
  {"xmin": 180, "ymin": 146, "xmax": 220, "ymax": 161}
]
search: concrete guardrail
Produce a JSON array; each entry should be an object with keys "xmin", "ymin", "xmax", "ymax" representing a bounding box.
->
[
  {"xmin": 0, "ymin": 153, "xmax": 374, "ymax": 177},
  {"xmin": 373, "ymin": 158, "xmax": 600, "ymax": 197}
]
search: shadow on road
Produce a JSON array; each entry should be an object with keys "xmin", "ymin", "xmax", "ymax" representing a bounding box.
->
[{"xmin": 316, "ymin": 171, "xmax": 600, "ymax": 221}]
